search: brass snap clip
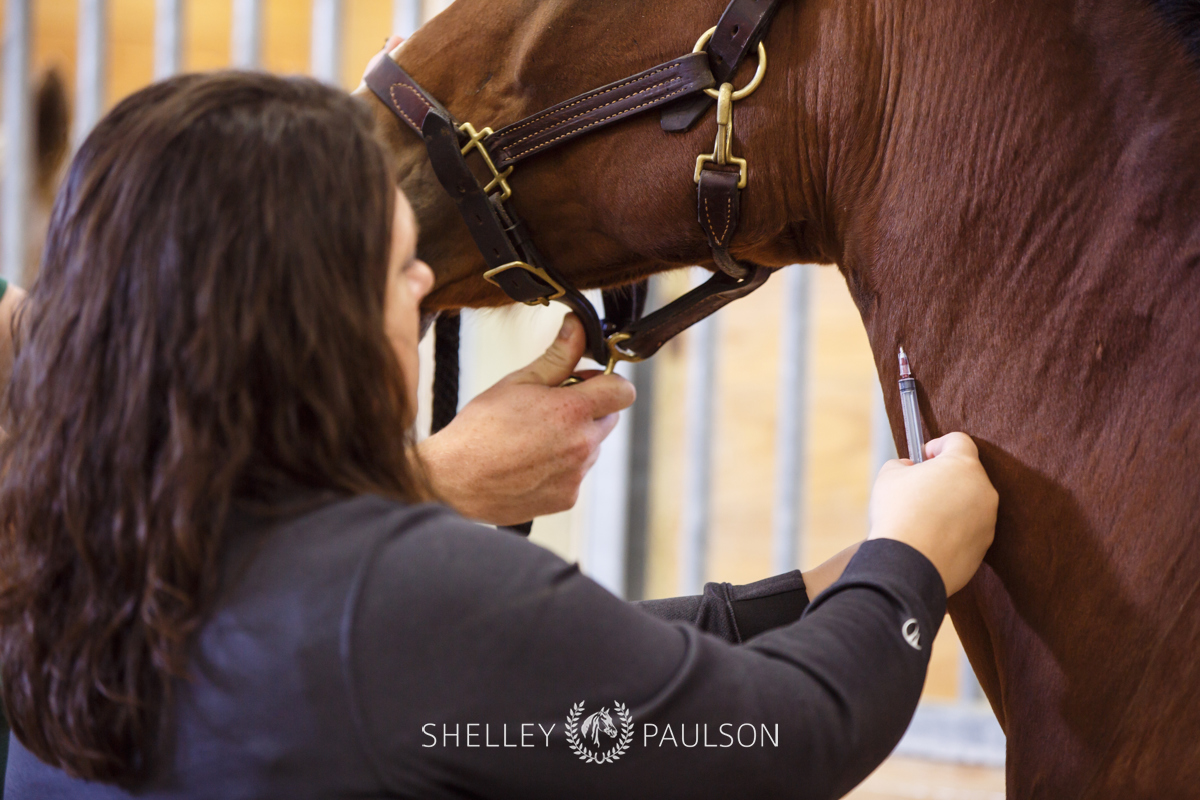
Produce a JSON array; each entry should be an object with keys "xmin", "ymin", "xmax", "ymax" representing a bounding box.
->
[
  {"xmin": 691, "ymin": 26, "xmax": 767, "ymax": 190},
  {"xmin": 604, "ymin": 332, "xmax": 646, "ymax": 375},
  {"xmin": 694, "ymin": 83, "xmax": 747, "ymax": 188}
]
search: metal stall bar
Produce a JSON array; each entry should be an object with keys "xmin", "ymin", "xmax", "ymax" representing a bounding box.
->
[
  {"xmin": 154, "ymin": 0, "xmax": 184, "ymax": 79},
  {"xmin": 393, "ymin": 0, "xmax": 422, "ymax": 38},
  {"xmin": 870, "ymin": 374, "xmax": 898, "ymax": 477},
  {"xmin": 231, "ymin": 0, "xmax": 262, "ymax": 69},
  {"xmin": 622, "ymin": 347, "xmax": 658, "ymax": 600},
  {"xmin": 2, "ymin": 0, "xmax": 32, "ymax": 284},
  {"xmin": 310, "ymin": 0, "xmax": 344, "ymax": 85},
  {"xmin": 585, "ymin": 360, "xmax": 635, "ymax": 597},
  {"xmin": 678, "ymin": 293, "xmax": 718, "ymax": 595},
  {"xmin": 771, "ymin": 265, "xmax": 812, "ymax": 574},
  {"xmin": 75, "ymin": 0, "xmax": 108, "ymax": 149}
]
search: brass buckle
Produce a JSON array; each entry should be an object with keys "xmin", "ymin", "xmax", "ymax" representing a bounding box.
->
[
  {"xmin": 694, "ymin": 82, "xmax": 748, "ymax": 189},
  {"xmin": 482, "ymin": 261, "xmax": 566, "ymax": 306},
  {"xmin": 458, "ymin": 122, "xmax": 515, "ymax": 201},
  {"xmin": 604, "ymin": 332, "xmax": 646, "ymax": 375}
]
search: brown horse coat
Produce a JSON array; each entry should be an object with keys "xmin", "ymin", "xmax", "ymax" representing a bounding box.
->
[{"xmin": 356, "ymin": 0, "xmax": 1200, "ymax": 796}]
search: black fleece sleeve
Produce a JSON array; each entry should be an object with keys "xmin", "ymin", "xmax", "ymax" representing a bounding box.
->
[
  {"xmin": 635, "ymin": 570, "xmax": 809, "ymax": 643},
  {"xmin": 347, "ymin": 511, "xmax": 945, "ymax": 800}
]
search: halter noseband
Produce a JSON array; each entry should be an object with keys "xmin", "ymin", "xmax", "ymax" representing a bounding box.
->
[{"xmin": 365, "ymin": 0, "xmax": 785, "ymax": 371}]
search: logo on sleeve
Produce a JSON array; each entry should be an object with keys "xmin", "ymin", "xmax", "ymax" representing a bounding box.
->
[{"xmin": 902, "ymin": 618, "xmax": 922, "ymax": 650}]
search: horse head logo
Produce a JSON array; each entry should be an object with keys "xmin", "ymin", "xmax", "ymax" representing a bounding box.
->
[
  {"xmin": 579, "ymin": 707, "xmax": 619, "ymax": 748},
  {"xmin": 902, "ymin": 618, "xmax": 922, "ymax": 650}
]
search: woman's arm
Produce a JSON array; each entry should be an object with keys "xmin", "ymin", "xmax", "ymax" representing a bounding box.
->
[
  {"xmin": 349, "ymin": 518, "xmax": 943, "ymax": 800},
  {"xmin": 347, "ymin": 434, "xmax": 995, "ymax": 800},
  {"xmin": 634, "ymin": 542, "xmax": 863, "ymax": 643}
]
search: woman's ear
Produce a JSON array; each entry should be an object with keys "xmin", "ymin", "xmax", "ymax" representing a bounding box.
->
[{"xmin": 406, "ymin": 260, "xmax": 435, "ymax": 304}]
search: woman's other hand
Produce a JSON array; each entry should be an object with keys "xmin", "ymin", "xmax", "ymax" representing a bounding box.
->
[
  {"xmin": 419, "ymin": 314, "xmax": 635, "ymax": 526},
  {"xmin": 867, "ymin": 432, "xmax": 998, "ymax": 595},
  {"xmin": 358, "ymin": 35, "xmax": 404, "ymax": 91}
]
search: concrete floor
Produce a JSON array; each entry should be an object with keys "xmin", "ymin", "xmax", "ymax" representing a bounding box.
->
[{"xmin": 848, "ymin": 756, "xmax": 1005, "ymax": 800}]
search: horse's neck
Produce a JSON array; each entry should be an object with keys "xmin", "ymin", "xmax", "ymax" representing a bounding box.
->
[
  {"xmin": 817, "ymin": 0, "xmax": 1200, "ymax": 458},
  {"xmin": 813, "ymin": 7, "xmax": 1200, "ymax": 790}
]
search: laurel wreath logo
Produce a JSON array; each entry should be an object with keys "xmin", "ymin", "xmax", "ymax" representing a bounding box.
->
[{"xmin": 565, "ymin": 700, "xmax": 634, "ymax": 764}]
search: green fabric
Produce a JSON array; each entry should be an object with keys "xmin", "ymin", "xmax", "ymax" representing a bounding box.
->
[{"xmin": 0, "ymin": 277, "xmax": 8, "ymax": 302}]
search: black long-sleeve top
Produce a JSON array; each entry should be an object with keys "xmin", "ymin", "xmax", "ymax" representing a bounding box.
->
[{"xmin": 6, "ymin": 494, "xmax": 946, "ymax": 799}]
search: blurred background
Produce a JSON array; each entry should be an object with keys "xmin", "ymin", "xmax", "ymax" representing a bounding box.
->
[{"xmin": 0, "ymin": 1, "xmax": 1004, "ymax": 796}]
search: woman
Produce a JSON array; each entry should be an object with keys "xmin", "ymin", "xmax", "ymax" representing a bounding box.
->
[{"xmin": 0, "ymin": 72, "xmax": 996, "ymax": 798}]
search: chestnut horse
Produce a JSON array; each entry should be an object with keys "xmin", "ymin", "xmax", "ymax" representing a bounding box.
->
[{"xmin": 356, "ymin": 0, "xmax": 1200, "ymax": 796}]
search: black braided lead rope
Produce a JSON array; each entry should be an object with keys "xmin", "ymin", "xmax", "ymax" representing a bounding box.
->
[
  {"xmin": 431, "ymin": 313, "xmax": 460, "ymax": 435},
  {"xmin": 431, "ymin": 312, "xmax": 533, "ymax": 536}
]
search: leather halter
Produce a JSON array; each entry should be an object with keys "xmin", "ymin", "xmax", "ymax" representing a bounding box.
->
[{"xmin": 365, "ymin": 0, "xmax": 783, "ymax": 370}]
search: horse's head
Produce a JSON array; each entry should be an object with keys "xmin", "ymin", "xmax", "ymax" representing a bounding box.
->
[
  {"xmin": 357, "ymin": 0, "xmax": 846, "ymax": 310},
  {"xmin": 580, "ymin": 707, "xmax": 618, "ymax": 746}
]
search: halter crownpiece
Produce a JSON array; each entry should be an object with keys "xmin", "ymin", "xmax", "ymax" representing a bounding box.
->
[{"xmin": 365, "ymin": 0, "xmax": 785, "ymax": 371}]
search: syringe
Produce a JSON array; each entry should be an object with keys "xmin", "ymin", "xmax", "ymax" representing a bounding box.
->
[{"xmin": 898, "ymin": 347, "xmax": 925, "ymax": 463}]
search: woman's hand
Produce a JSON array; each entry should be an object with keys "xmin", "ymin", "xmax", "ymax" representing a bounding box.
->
[
  {"xmin": 418, "ymin": 314, "xmax": 635, "ymax": 526},
  {"xmin": 867, "ymin": 432, "xmax": 998, "ymax": 595},
  {"xmin": 358, "ymin": 35, "xmax": 405, "ymax": 91}
]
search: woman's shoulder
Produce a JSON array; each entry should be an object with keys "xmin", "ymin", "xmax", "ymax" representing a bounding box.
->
[
  {"xmin": 242, "ymin": 493, "xmax": 572, "ymax": 596},
  {"xmin": 347, "ymin": 494, "xmax": 578, "ymax": 600}
]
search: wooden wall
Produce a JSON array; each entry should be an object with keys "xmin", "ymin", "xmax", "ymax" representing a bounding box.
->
[{"xmin": 17, "ymin": 0, "xmax": 396, "ymax": 108}]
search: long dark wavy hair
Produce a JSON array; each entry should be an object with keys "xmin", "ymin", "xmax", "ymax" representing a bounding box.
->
[{"xmin": 0, "ymin": 72, "xmax": 427, "ymax": 783}]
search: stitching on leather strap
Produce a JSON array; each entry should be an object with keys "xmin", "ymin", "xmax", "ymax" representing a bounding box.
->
[
  {"xmin": 504, "ymin": 78, "xmax": 681, "ymax": 147},
  {"xmin": 495, "ymin": 61, "xmax": 683, "ymax": 139},
  {"xmin": 389, "ymin": 82, "xmax": 434, "ymax": 131},
  {"xmin": 703, "ymin": 196, "xmax": 732, "ymax": 245},
  {"xmin": 503, "ymin": 88, "xmax": 690, "ymax": 160},
  {"xmin": 704, "ymin": 197, "xmax": 717, "ymax": 243}
]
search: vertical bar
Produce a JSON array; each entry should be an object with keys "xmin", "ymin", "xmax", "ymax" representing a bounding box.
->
[
  {"xmin": 455, "ymin": 308, "xmax": 477, "ymax": 410},
  {"xmin": 771, "ymin": 265, "xmax": 812, "ymax": 573},
  {"xmin": 310, "ymin": 0, "xmax": 344, "ymax": 84},
  {"xmin": 868, "ymin": 374, "xmax": 897, "ymax": 482},
  {"xmin": 621, "ymin": 278, "xmax": 661, "ymax": 601},
  {"xmin": 959, "ymin": 650, "xmax": 985, "ymax": 702},
  {"xmin": 231, "ymin": 0, "xmax": 262, "ymax": 69},
  {"xmin": 154, "ymin": 0, "xmax": 184, "ymax": 80},
  {"xmin": 2, "ymin": 0, "xmax": 32, "ymax": 283},
  {"xmin": 870, "ymin": 373, "xmax": 898, "ymax": 479},
  {"xmin": 392, "ymin": 0, "xmax": 422, "ymax": 37},
  {"xmin": 622, "ymin": 355, "xmax": 656, "ymax": 601},
  {"xmin": 679, "ymin": 299, "xmax": 718, "ymax": 595},
  {"xmin": 75, "ymin": 0, "xmax": 108, "ymax": 149},
  {"xmin": 584, "ymin": 360, "xmax": 634, "ymax": 597}
]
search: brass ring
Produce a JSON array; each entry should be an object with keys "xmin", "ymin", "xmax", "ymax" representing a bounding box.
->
[{"xmin": 692, "ymin": 26, "xmax": 768, "ymax": 101}]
